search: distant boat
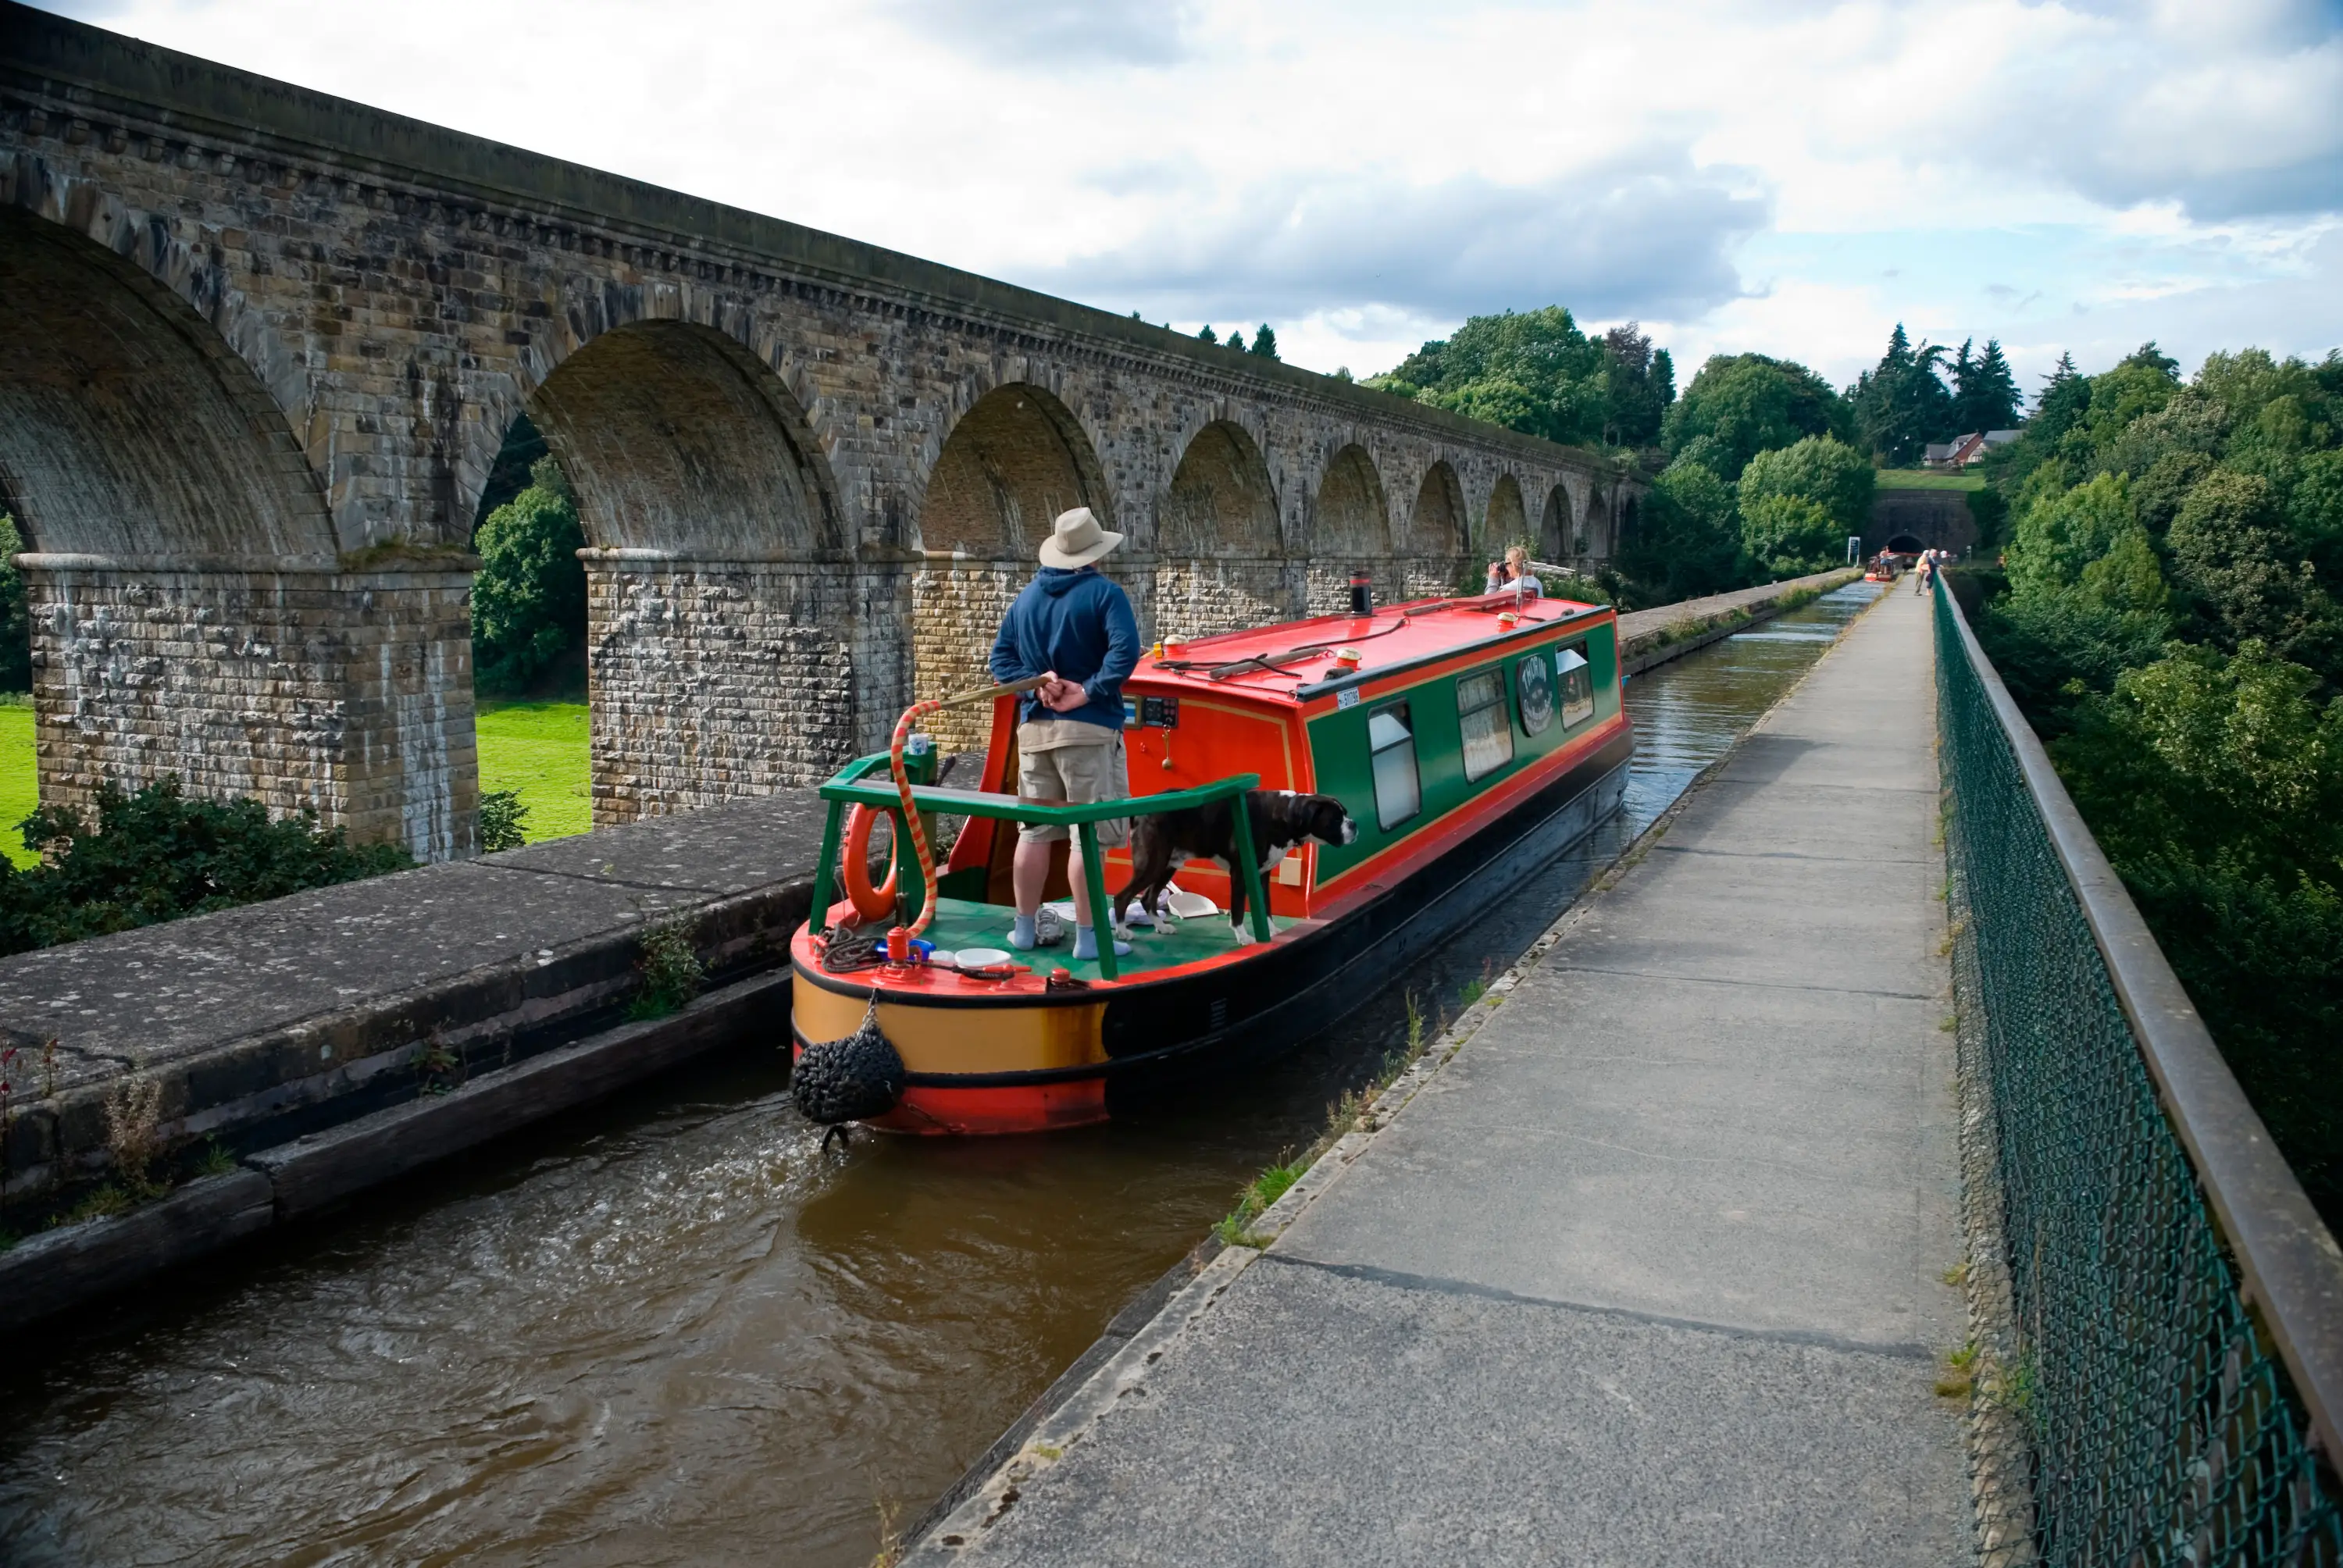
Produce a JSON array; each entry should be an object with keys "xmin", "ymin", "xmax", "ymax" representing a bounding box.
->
[{"xmin": 790, "ymin": 585, "xmax": 1633, "ymax": 1135}]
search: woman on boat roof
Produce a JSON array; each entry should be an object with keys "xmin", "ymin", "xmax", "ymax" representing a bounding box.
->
[
  {"xmin": 989, "ymin": 507, "xmax": 1142, "ymax": 963},
  {"xmin": 1485, "ymin": 544, "xmax": 1544, "ymax": 598}
]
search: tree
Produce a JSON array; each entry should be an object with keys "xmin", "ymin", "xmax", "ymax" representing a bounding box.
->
[
  {"xmin": 472, "ymin": 455, "xmax": 588, "ymax": 696},
  {"xmin": 1661, "ymin": 353, "xmax": 1853, "ymax": 479},
  {"xmin": 1737, "ymin": 435, "xmax": 1876, "ymax": 537},
  {"xmin": 1248, "ymin": 325, "xmax": 1279, "ymax": 361},
  {"xmin": 1369, "ymin": 307, "xmax": 1605, "ymax": 446},
  {"xmin": 1197, "ymin": 325, "xmax": 1217, "ymax": 345},
  {"xmin": 1225, "ymin": 329, "xmax": 1246, "ymax": 354},
  {"xmin": 0, "ymin": 513, "xmax": 27, "ymax": 693},
  {"xmin": 1599, "ymin": 323, "xmax": 1674, "ymax": 448},
  {"xmin": 2006, "ymin": 472, "xmax": 2143, "ymax": 600},
  {"xmin": 1612, "ymin": 458, "xmax": 1745, "ymax": 604},
  {"xmin": 1848, "ymin": 323, "xmax": 1956, "ymax": 464},
  {"xmin": 1951, "ymin": 338, "xmax": 2021, "ymax": 433},
  {"xmin": 2168, "ymin": 468, "xmax": 2343, "ymax": 681}
]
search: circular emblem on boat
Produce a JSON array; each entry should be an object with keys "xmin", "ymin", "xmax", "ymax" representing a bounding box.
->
[
  {"xmin": 793, "ymin": 1014, "xmax": 907, "ymax": 1128},
  {"xmin": 1516, "ymin": 652, "xmax": 1556, "ymax": 736}
]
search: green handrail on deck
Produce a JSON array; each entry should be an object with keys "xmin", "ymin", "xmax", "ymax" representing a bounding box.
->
[{"xmin": 808, "ymin": 759, "xmax": 1273, "ymax": 980}]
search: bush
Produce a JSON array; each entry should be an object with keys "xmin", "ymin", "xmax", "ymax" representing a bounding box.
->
[
  {"xmin": 0, "ymin": 779, "xmax": 412, "ymax": 956},
  {"xmin": 472, "ymin": 457, "xmax": 587, "ymax": 696},
  {"xmin": 479, "ymin": 789, "xmax": 530, "ymax": 853}
]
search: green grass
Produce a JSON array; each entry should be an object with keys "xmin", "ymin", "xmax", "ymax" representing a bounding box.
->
[
  {"xmin": 476, "ymin": 700, "xmax": 592, "ymax": 843},
  {"xmin": 1875, "ymin": 468, "xmax": 1985, "ymax": 492},
  {"xmin": 1, "ymin": 698, "xmax": 36, "ymax": 869},
  {"xmin": 0, "ymin": 695, "xmax": 594, "ymax": 862}
]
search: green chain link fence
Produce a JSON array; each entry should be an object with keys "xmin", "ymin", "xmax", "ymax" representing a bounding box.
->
[{"xmin": 1934, "ymin": 578, "xmax": 2341, "ymax": 1566}]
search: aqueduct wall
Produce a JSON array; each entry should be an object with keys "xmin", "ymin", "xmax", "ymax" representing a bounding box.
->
[{"xmin": 0, "ymin": 4, "xmax": 1638, "ymax": 857}]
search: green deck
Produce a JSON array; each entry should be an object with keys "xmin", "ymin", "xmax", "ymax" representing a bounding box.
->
[{"xmin": 914, "ymin": 896, "xmax": 1296, "ymax": 983}]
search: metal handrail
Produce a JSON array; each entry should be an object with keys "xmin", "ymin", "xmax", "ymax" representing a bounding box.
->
[
  {"xmin": 808, "ymin": 757, "xmax": 1274, "ymax": 979},
  {"xmin": 1938, "ymin": 576, "xmax": 2343, "ymax": 1463}
]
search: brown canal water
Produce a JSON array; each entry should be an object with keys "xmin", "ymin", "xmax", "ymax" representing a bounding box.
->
[{"xmin": 0, "ymin": 582, "xmax": 1884, "ymax": 1568}]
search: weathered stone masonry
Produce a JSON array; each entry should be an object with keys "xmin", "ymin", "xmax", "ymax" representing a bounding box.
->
[{"xmin": 0, "ymin": 4, "xmax": 1639, "ymax": 853}]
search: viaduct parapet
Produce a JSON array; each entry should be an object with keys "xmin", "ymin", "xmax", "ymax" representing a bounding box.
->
[{"xmin": 0, "ymin": 3, "xmax": 1639, "ymax": 858}]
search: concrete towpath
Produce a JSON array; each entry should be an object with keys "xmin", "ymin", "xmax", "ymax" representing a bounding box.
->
[{"xmin": 914, "ymin": 585, "xmax": 1969, "ymax": 1565}]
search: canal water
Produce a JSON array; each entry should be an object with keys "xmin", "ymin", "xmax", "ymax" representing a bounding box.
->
[{"xmin": 0, "ymin": 582, "xmax": 1883, "ymax": 1568}]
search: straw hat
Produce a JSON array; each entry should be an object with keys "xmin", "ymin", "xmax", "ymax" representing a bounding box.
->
[{"xmin": 1039, "ymin": 506, "xmax": 1125, "ymax": 568}]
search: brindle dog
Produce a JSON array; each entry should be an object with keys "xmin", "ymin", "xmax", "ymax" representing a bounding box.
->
[{"xmin": 1114, "ymin": 789, "xmax": 1358, "ymax": 942}]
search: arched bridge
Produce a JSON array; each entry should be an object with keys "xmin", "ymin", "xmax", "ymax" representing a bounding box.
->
[{"xmin": 0, "ymin": 5, "xmax": 1637, "ymax": 861}]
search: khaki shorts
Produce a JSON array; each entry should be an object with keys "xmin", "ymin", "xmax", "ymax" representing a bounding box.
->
[{"xmin": 1017, "ymin": 732, "xmax": 1129, "ymax": 847}]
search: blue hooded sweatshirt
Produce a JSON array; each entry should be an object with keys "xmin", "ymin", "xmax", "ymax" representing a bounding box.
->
[{"xmin": 989, "ymin": 567, "xmax": 1139, "ymax": 732}]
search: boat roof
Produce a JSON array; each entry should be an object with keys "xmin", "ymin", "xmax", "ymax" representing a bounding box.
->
[{"xmin": 1136, "ymin": 591, "xmax": 1610, "ymax": 707}]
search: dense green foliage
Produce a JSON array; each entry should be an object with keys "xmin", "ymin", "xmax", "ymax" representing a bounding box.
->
[
  {"xmin": 1369, "ymin": 308, "xmax": 1672, "ymax": 451},
  {"xmin": 0, "ymin": 778, "xmax": 412, "ymax": 957},
  {"xmin": 472, "ymin": 455, "xmax": 587, "ymax": 697},
  {"xmin": 1969, "ymin": 341, "xmax": 2343, "ymax": 1221},
  {"xmin": 1846, "ymin": 326, "xmax": 2022, "ymax": 464},
  {"xmin": 0, "ymin": 514, "xmax": 27, "ymax": 693},
  {"xmin": 1660, "ymin": 352, "xmax": 1851, "ymax": 480},
  {"xmin": 1248, "ymin": 324, "xmax": 1279, "ymax": 361}
]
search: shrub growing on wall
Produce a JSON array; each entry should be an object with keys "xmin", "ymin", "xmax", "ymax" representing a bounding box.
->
[
  {"xmin": 472, "ymin": 457, "xmax": 587, "ymax": 697},
  {"xmin": 0, "ymin": 779, "xmax": 412, "ymax": 956}
]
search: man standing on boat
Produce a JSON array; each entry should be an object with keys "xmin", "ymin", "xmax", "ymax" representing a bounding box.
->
[{"xmin": 990, "ymin": 506, "xmax": 1141, "ymax": 963}]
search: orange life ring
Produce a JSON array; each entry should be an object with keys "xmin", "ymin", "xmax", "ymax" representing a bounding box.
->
[{"xmin": 842, "ymin": 804, "xmax": 899, "ymax": 922}]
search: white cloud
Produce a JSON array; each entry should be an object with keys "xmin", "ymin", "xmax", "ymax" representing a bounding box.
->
[{"xmin": 27, "ymin": 0, "xmax": 2343, "ymax": 387}]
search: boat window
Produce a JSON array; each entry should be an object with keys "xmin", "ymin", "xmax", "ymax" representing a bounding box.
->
[
  {"xmin": 1557, "ymin": 644, "xmax": 1595, "ymax": 729},
  {"xmin": 1368, "ymin": 703, "xmax": 1421, "ymax": 830},
  {"xmin": 1456, "ymin": 668, "xmax": 1514, "ymax": 782},
  {"xmin": 1515, "ymin": 652, "xmax": 1555, "ymax": 737}
]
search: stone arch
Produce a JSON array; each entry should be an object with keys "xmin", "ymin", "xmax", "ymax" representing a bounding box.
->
[
  {"xmin": 0, "ymin": 206, "xmax": 333, "ymax": 560},
  {"xmin": 1159, "ymin": 420, "xmax": 1278, "ymax": 558},
  {"xmin": 517, "ymin": 318, "xmax": 856, "ymax": 825},
  {"xmin": 1537, "ymin": 483, "xmax": 1574, "ymax": 562},
  {"xmin": 1485, "ymin": 474, "xmax": 1529, "ymax": 556},
  {"xmin": 1154, "ymin": 419, "xmax": 1287, "ymax": 638},
  {"xmin": 914, "ymin": 381, "xmax": 1112, "ymax": 558},
  {"xmin": 0, "ymin": 205, "xmax": 476, "ymax": 861},
  {"xmin": 1403, "ymin": 459, "xmax": 1467, "ymax": 597},
  {"xmin": 1616, "ymin": 496, "xmax": 1641, "ymax": 559},
  {"xmin": 912, "ymin": 383, "xmax": 1114, "ymax": 747},
  {"xmin": 526, "ymin": 319, "xmax": 842, "ymax": 558},
  {"xmin": 1304, "ymin": 444, "xmax": 1393, "ymax": 611},
  {"xmin": 1582, "ymin": 488, "xmax": 1613, "ymax": 562}
]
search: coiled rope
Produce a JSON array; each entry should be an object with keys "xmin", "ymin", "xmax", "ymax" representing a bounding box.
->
[{"xmin": 882, "ymin": 674, "xmax": 1050, "ymax": 940}]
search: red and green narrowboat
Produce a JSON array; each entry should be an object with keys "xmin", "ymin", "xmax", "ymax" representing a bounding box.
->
[{"xmin": 788, "ymin": 586, "xmax": 1633, "ymax": 1135}]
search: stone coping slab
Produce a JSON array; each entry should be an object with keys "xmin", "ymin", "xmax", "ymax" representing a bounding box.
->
[{"xmin": 0, "ymin": 789, "xmax": 829, "ymax": 1201}]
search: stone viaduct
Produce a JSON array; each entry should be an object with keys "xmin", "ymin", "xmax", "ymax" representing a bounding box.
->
[{"xmin": 0, "ymin": 4, "xmax": 1639, "ymax": 861}]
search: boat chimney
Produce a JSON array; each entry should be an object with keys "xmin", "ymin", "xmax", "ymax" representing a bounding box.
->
[{"xmin": 1349, "ymin": 571, "xmax": 1372, "ymax": 615}]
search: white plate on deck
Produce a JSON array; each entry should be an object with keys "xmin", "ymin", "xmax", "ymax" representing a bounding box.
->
[{"xmin": 954, "ymin": 947, "xmax": 1013, "ymax": 968}]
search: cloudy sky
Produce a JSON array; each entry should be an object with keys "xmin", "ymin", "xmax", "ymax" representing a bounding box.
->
[{"xmin": 37, "ymin": 0, "xmax": 2343, "ymax": 397}]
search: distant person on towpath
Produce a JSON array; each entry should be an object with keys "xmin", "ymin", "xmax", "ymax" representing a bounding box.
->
[
  {"xmin": 1913, "ymin": 548, "xmax": 1935, "ymax": 595},
  {"xmin": 989, "ymin": 506, "xmax": 1140, "ymax": 963}
]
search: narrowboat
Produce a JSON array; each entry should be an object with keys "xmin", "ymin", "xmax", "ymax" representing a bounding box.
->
[{"xmin": 788, "ymin": 585, "xmax": 1634, "ymax": 1135}]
